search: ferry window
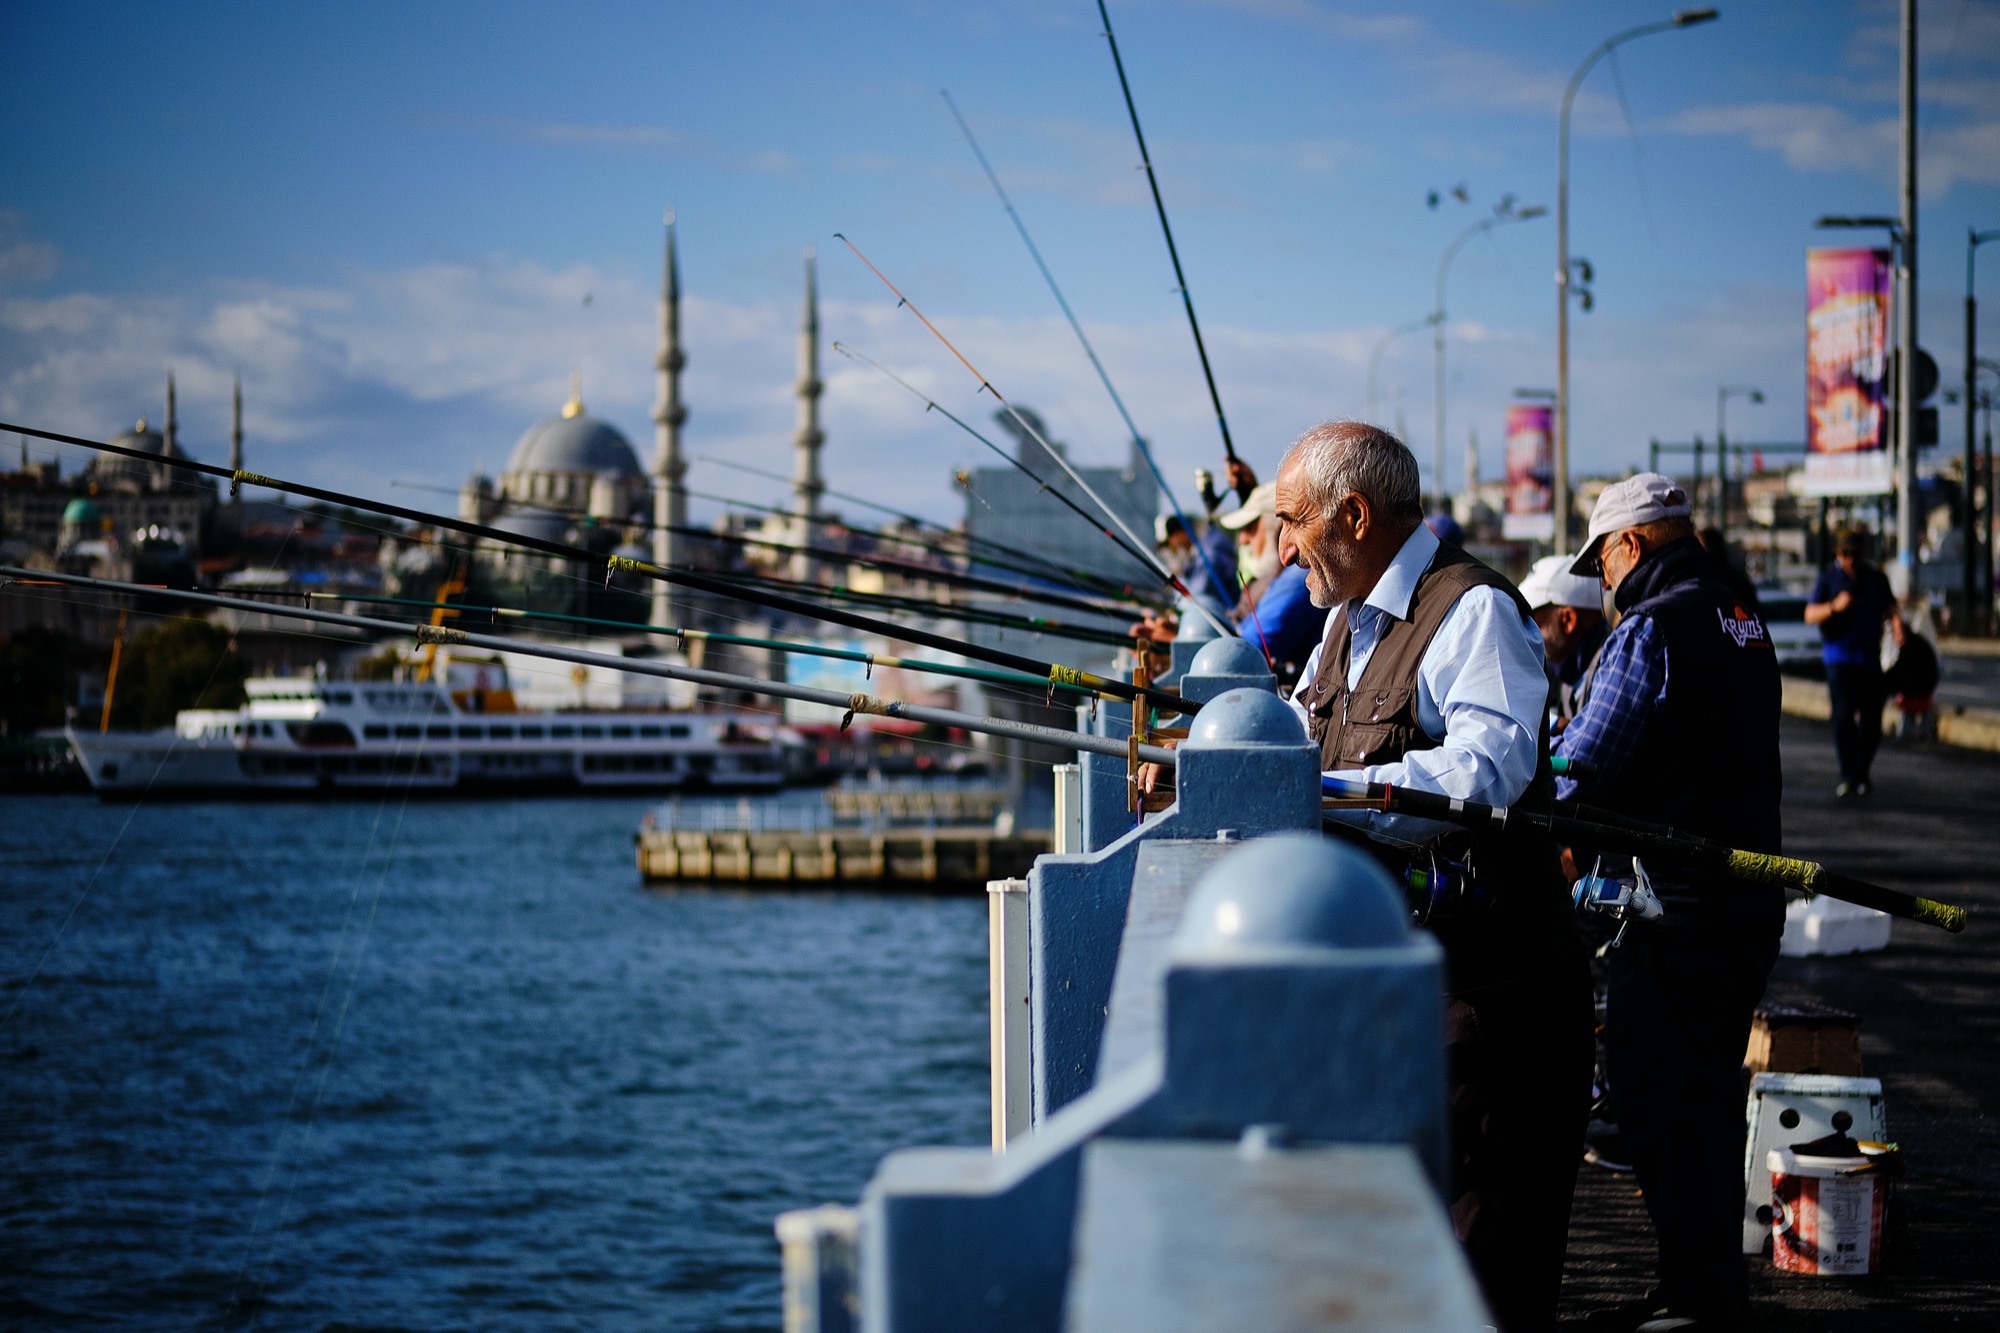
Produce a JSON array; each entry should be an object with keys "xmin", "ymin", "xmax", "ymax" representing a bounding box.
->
[
  {"xmin": 610, "ymin": 725, "xmax": 634, "ymax": 739},
  {"xmin": 395, "ymin": 725, "xmax": 420, "ymax": 740},
  {"xmin": 668, "ymin": 724, "xmax": 691, "ymax": 739},
  {"xmin": 580, "ymin": 726, "xmax": 604, "ymax": 739},
  {"xmin": 488, "ymin": 725, "xmax": 515, "ymax": 740},
  {"xmin": 458, "ymin": 725, "xmax": 482, "ymax": 739},
  {"xmin": 330, "ymin": 691, "xmax": 354, "ymax": 705},
  {"xmin": 427, "ymin": 726, "xmax": 451, "ymax": 740},
  {"xmin": 519, "ymin": 725, "xmax": 544, "ymax": 739},
  {"xmin": 550, "ymin": 725, "xmax": 575, "ymax": 739},
  {"xmin": 261, "ymin": 723, "xmax": 275, "ymax": 737},
  {"xmin": 638, "ymin": 725, "xmax": 664, "ymax": 739},
  {"xmin": 363, "ymin": 725, "xmax": 390, "ymax": 740}
]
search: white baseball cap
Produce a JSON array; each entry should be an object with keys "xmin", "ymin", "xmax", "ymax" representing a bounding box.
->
[
  {"xmin": 1570, "ymin": 471, "xmax": 1692, "ymax": 576},
  {"xmin": 1519, "ymin": 554, "xmax": 1603, "ymax": 611},
  {"xmin": 1218, "ymin": 482, "xmax": 1276, "ymax": 531}
]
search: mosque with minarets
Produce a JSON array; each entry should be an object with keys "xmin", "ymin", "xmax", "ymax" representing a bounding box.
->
[{"xmin": 450, "ymin": 216, "xmax": 830, "ymax": 630}]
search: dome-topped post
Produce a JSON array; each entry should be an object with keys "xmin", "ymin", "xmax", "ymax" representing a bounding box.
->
[
  {"xmin": 650, "ymin": 212, "xmax": 688, "ymax": 630},
  {"xmin": 791, "ymin": 246, "xmax": 824, "ymax": 586}
]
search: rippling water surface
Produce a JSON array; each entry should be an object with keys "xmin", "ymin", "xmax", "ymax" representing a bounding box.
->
[{"xmin": 0, "ymin": 793, "xmax": 989, "ymax": 1331}]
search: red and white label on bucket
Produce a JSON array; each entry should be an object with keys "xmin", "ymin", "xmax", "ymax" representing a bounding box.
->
[{"xmin": 1769, "ymin": 1149, "xmax": 1886, "ymax": 1276}]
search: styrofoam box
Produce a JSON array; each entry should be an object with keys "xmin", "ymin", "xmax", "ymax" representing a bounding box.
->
[
  {"xmin": 1742, "ymin": 1072, "xmax": 1887, "ymax": 1254},
  {"xmin": 1780, "ymin": 896, "xmax": 1892, "ymax": 957}
]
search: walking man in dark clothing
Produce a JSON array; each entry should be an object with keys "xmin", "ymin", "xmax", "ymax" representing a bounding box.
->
[
  {"xmin": 1556, "ymin": 473, "xmax": 1783, "ymax": 1333},
  {"xmin": 1805, "ymin": 528, "xmax": 1896, "ymax": 798}
]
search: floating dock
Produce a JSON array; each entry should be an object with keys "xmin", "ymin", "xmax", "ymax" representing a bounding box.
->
[{"xmin": 634, "ymin": 783, "xmax": 1050, "ymax": 890}]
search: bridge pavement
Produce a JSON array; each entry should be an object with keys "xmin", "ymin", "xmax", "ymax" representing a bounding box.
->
[{"xmin": 1559, "ymin": 714, "xmax": 2000, "ymax": 1327}]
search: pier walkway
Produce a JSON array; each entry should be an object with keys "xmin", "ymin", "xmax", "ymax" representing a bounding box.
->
[{"xmin": 1561, "ymin": 714, "xmax": 2000, "ymax": 1327}]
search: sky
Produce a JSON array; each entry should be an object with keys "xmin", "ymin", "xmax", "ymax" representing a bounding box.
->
[{"xmin": 3, "ymin": 0, "xmax": 1998, "ymax": 528}]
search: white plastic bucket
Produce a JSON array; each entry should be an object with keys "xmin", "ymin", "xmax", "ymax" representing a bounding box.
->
[{"xmin": 1768, "ymin": 1147, "xmax": 1887, "ymax": 1275}]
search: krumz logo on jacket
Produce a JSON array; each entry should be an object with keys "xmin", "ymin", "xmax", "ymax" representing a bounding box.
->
[{"xmin": 1716, "ymin": 606, "xmax": 1772, "ymax": 649}]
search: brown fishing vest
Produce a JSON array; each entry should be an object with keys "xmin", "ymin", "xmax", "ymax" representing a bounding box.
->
[{"xmin": 1299, "ymin": 543, "xmax": 1537, "ymax": 772}]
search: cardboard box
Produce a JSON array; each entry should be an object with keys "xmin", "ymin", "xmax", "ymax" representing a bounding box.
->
[{"xmin": 1745, "ymin": 1000, "xmax": 1864, "ymax": 1077}]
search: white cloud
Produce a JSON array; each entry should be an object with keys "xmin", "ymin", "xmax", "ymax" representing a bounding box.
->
[{"xmin": 1667, "ymin": 99, "xmax": 2000, "ymax": 196}]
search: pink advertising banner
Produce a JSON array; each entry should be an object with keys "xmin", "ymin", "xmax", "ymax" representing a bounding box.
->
[
  {"xmin": 1502, "ymin": 402, "xmax": 1555, "ymax": 540},
  {"xmin": 1802, "ymin": 247, "xmax": 1894, "ymax": 496}
]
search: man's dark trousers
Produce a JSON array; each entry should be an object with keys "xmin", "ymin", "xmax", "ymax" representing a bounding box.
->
[
  {"xmin": 1825, "ymin": 661, "xmax": 1883, "ymax": 786},
  {"xmin": 1604, "ymin": 896, "xmax": 1781, "ymax": 1327}
]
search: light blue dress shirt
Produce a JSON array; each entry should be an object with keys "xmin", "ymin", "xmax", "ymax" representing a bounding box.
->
[{"xmin": 1286, "ymin": 522, "xmax": 1548, "ymax": 846}]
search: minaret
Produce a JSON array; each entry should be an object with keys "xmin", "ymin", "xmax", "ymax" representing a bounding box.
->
[
  {"xmin": 790, "ymin": 247, "xmax": 825, "ymax": 586},
  {"xmin": 1463, "ymin": 423, "xmax": 1479, "ymax": 496},
  {"xmin": 650, "ymin": 213, "xmax": 689, "ymax": 630},
  {"xmin": 229, "ymin": 374, "xmax": 244, "ymax": 489},
  {"xmin": 160, "ymin": 372, "xmax": 178, "ymax": 490}
]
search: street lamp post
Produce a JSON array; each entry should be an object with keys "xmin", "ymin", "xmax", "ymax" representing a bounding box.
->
[
  {"xmin": 1555, "ymin": 8, "xmax": 1719, "ymax": 548},
  {"xmin": 1965, "ymin": 229, "xmax": 1999, "ymax": 631},
  {"xmin": 1716, "ymin": 383, "xmax": 1764, "ymax": 544},
  {"xmin": 1433, "ymin": 204, "xmax": 1546, "ymax": 515},
  {"xmin": 1367, "ymin": 313, "xmax": 1440, "ymax": 427}
]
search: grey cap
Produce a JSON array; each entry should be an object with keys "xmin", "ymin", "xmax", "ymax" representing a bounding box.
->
[{"xmin": 1571, "ymin": 472, "xmax": 1691, "ymax": 576}]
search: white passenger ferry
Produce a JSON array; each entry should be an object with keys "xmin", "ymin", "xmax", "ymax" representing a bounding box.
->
[{"xmin": 67, "ymin": 676, "xmax": 788, "ymax": 799}]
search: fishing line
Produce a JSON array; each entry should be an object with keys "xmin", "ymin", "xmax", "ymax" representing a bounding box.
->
[
  {"xmin": 1095, "ymin": 0, "xmax": 1239, "ymax": 467},
  {"xmin": 829, "ymin": 341, "xmax": 1162, "ymax": 586},
  {"xmin": 938, "ymin": 88, "xmax": 1255, "ymax": 655},
  {"xmin": 828, "ymin": 237, "xmax": 1237, "ymax": 637},
  {"xmin": 693, "ymin": 453, "xmax": 1147, "ymax": 600},
  {"xmin": 239, "ymin": 742, "xmax": 427, "ymax": 1325}
]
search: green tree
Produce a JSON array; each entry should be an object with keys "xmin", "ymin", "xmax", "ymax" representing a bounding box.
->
[
  {"xmin": 0, "ymin": 627, "xmax": 80, "ymax": 737},
  {"xmin": 111, "ymin": 619, "xmax": 248, "ymax": 730}
]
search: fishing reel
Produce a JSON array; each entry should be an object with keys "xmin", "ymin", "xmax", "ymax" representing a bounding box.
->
[
  {"xmin": 1402, "ymin": 851, "xmax": 1489, "ymax": 927},
  {"xmin": 1572, "ymin": 855, "xmax": 1664, "ymax": 947}
]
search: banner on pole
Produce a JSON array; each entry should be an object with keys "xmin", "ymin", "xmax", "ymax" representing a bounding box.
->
[
  {"xmin": 1502, "ymin": 402, "xmax": 1555, "ymax": 540},
  {"xmin": 1801, "ymin": 247, "xmax": 1894, "ymax": 497}
]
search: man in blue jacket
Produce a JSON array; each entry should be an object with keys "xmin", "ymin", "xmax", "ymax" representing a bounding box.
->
[
  {"xmin": 1556, "ymin": 473, "xmax": 1782, "ymax": 1333},
  {"xmin": 1805, "ymin": 527, "xmax": 1896, "ymax": 798}
]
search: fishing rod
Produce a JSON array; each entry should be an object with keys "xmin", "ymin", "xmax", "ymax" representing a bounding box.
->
[
  {"xmin": 829, "ymin": 341, "xmax": 1163, "ymax": 588},
  {"xmin": 1320, "ymin": 775, "xmax": 1968, "ymax": 934},
  {"xmin": 689, "ymin": 482, "xmax": 1150, "ymax": 609},
  {"xmin": 370, "ymin": 485, "xmax": 1144, "ymax": 645},
  {"xmin": 1096, "ymin": 0, "xmax": 1240, "ymax": 476},
  {"xmin": 939, "ymin": 88, "xmax": 1244, "ymax": 632},
  {"xmin": 829, "ymin": 239, "xmax": 1238, "ymax": 640},
  {"xmin": 7, "ymin": 566, "xmax": 1181, "ymax": 766},
  {"xmin": 693, "ymin": 455, "xmax": 1151, "ymax": 603},
  {"xmin": 438, "ymin": 484, "xmax": 1154, "ymax": 620},
  {"xmin": 241, "ymin": 589, "xmax": 1109, "ymax": 702},
  {"xmin": 0, "ymin": 419, "xmax": 1194, "ymax": 715}
]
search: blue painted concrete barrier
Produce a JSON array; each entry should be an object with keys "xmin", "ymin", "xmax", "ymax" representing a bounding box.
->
[{"xmin": 777, "ymin": 649, "xmax": 1487, "ymax": 1332}]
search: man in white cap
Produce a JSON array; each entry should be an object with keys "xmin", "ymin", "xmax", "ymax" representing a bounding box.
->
[
  {"xmin": 1555, "ymin": 472, "xmax": 1781, "ymax": 1333},
  {"xmin": 1518, "ymin": 553, "xmax": 1610, "ymax": 721},
  {"xmin": 1219, "ymin": 481, "xmax": 1328, "ymax": 683}
]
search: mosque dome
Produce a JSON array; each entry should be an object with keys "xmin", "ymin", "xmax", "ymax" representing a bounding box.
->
[
  {"xmin": 486, "ymin": 508, "xmax": 572, "ymax": 547},
  {"xmin": 62, "ymin": 497, "xmax": 102, "ymax": 526},
  {"xmin": 504, "ymin": 400, "xmax": 641, "ymax": 480},
  {"xmin": 87, "ymin": 419, "xmax": 188, "ymax": 490}
]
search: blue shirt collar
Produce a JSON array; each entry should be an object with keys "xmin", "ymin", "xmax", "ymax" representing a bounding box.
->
[{"xmin": 1353, "ymin": 521, "xmax": 1440, "ymax": 624}]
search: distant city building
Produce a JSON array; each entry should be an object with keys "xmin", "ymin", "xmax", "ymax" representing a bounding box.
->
[{"xmin": 962, "ymin": 408, "xmax": 1155, "ymax": 670}]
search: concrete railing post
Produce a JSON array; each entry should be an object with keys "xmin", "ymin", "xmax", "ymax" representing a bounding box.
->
[
  {"xmin": 987, "ymin": 876, "xmax": 1032, "ymax": 1150},
  {"xmin": 776, "ymin": 1205, "xmax": 859, "ymax": 1333}
]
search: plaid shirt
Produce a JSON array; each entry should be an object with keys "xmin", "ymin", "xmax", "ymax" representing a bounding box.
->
[{"xmin": 1553, "ymin": 613, "xmax": 1668, "ymax": 801}]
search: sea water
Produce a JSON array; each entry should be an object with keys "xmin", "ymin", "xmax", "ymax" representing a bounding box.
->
[{"xmin": 0, "ymin": 792, "xmax": 988, "ymax": 1331}]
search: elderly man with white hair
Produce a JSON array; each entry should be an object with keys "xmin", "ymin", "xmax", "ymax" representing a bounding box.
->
[{"xmin": 1273, "ymin": 419, "xmax": 1592, "ymax": 1333}]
